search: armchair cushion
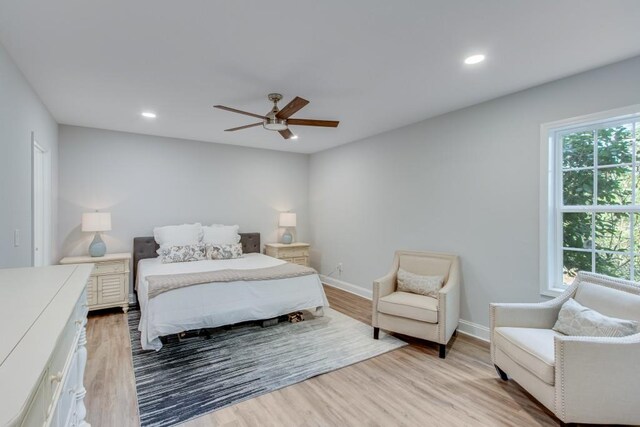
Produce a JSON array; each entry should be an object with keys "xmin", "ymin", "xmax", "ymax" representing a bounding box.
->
[
  {"xmin": 399, "ymin": 255, "xmax": 451, "ymax": 281},
  {"xmin": 553, "ymin": 298, "xmax": 639, "ymax": 337},
  {"xmin": 574, "ymin": 281, "xmax": 640, "ymax": 322},
  {"xmin": 493, "ymin": 327, "xmax": 561, "ymax": 385},
  {"xmin": 378, "ymin": 291, "xmax": 438, "ymax": 323},
  {"xmin": 396, "ymin": 268, "xmax": 444, "ymax": 297}
]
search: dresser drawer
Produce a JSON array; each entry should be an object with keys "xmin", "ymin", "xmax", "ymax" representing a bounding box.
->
[
  {"xmin": 46, "ymin": 314, "xmax": 79, "ymax": 415},
  {"xmin": 21, "ymin": 371, "xmax": 47, "ymax": 427},
  {"xmin": 76, "ymin": 287, "xmax": 89, "ymax": 320},
  {"xmin": 52, "ymin": 350, "xmax": 78, "ymax": 427},
  {"xmin": 292, "ymin": 257, "xmax": 309, "ymax": 266},
  {"xmin": 94, "ymin": 260, "xmax": 125, "ymax": 275},
  {"xmin": 86, "ymin": 276, "xmax": 98, "ymax": 306}
]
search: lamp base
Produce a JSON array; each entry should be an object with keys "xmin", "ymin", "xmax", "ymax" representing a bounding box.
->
[
  {"xmin": 89, "ymin": 232, "xmax": 107, "ymax": 257},
  {"xmin": 281, "ymin": 230, "xmax": 293, "ymax": 244}
]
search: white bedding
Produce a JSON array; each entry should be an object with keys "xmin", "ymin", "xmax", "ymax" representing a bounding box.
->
[{"xmin": 136, "ymin": 253, "xmax": 329, "ymax": 350}]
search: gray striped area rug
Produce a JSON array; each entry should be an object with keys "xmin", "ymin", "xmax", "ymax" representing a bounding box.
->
[{"xmin": 128, "ymin": 308, "xmax": 406, "ymax": 427}]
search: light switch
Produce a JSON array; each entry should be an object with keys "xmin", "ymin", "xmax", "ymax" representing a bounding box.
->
[{"xmin": 14, "ymin": 229, "xmax": 20, "ymax": 247}]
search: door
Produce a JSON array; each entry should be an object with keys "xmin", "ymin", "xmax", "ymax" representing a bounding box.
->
[
  {"xmin": 98, "ymin": 275, "xmax": 125, "ymax": 304},
  {"xmin": 32, "ymin": 138, "xmax": 50, "ymax": 266}
]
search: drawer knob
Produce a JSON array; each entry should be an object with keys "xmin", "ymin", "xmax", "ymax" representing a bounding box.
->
[{"xmin": 50, "ymin": 371, "xmax": 63, "ymax": 383}]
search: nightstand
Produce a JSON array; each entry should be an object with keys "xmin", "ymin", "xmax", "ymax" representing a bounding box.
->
[
  {"xmin": 264, "ymin": 242, "xmax": 310, "ymax": 266},
  {"xmin": 60, "ymin": 253, "xmax": 131, "ymax": 313}
]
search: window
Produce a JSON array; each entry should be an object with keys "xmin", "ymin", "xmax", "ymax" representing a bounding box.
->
[{"xmin": 541, "ymin": 106, "xmax": 640, "ymax": 296}]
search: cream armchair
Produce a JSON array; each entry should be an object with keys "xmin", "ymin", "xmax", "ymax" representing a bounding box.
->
[
  {"xmin": 372, "ymin": 250, "xmax": 460, "ymax": 358},
  {"xmin": 491, "ymin": 272, "xmax": 640, "ymax": 426}
]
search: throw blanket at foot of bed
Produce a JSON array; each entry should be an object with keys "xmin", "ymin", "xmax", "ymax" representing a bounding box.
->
[{"xmin": 146, "ymin": 262, "xmax": 317, "ymax": 299}]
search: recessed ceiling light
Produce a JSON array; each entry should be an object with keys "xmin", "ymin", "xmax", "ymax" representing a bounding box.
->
[
  {"xmin": 141, "ymin": 111, "xmax": 156, "ymax": 118},
  {"xmin": 464, "ymin": 54, "xmax": 485, "ymax": 65},
  {"xmin": 291, "ymin": 134, "xmax": 298, "ymax": 140}
]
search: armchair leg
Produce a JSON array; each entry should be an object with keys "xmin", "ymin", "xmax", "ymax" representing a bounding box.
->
[
  {"xmin": 495, "ymin": 365, "xmax": 508, "ymax": 381},
  {"xmin": 373, "ymin": 327, "xmax": 379, "ymax": 340},
  {"xmin": 438, "ymin": 344, "xmax": 446, "ymax": 359}
]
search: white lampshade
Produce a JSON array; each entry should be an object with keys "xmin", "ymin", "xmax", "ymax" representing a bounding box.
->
[
  {"xmin": 279, "ymin": 212, "xmax": 297, "ymax": 228},
  {"xmin": 82, "ymin": 212, "xmax": 112, "ymax": 232}
]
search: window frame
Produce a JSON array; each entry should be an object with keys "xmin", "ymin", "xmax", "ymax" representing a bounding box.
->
[{"xmin": 540, "ymin": 104, "xmax": 640, "ymax": 297}]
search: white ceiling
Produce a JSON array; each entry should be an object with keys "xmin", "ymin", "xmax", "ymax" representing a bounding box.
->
[{"xmin": 1, "ymin": 1, "xmax": 640, "ymax": 154}]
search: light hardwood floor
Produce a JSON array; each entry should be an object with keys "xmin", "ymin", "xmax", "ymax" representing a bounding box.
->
[{"xmin": 85, "ymin": 285, "xmax": 561, "ymax": 426}]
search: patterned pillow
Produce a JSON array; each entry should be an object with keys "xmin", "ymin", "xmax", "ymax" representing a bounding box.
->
[
  {"xmin": 157, "ymin": 244, "xmax": 207, "ymax": 264},
  {"xmin": 206, "ymin": 243, "xmax": 243, "ymax": 260},
  {"xmin": 553, "ymin": 298, "xmax": 639, "ymax": 337},
  {"xmin": 396, "ymin": 268, "xmax": 444, "ymax": 297}
]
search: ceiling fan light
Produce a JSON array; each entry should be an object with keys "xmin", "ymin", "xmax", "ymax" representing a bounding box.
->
[{"xmin": 263, "ymin": 118, "xmax": 288, "ymax": 131}]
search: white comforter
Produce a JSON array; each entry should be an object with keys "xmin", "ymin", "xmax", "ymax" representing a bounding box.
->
[{"xmin": 136, "ymin": 253, "xmax": 329, "ymax": 350}]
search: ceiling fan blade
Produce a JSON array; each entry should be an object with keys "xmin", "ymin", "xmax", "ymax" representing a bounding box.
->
[
  {"xmin": 275, "ymin": 96, "xmax": 309, "ymax": 119},
  {"xmin": 279, "ymin": 129, "xmax": 294, "ymax": 139},
  {"xmin": 214, "ymin": 105, "xmax": 266, "ymax": 120},
  {"xmin": 286, "ymin": 118, "xmax": 339, "ymax": 128},
  {"xmin": 224, "ymin": 122, "xmax": 263, "ymax": 132}
]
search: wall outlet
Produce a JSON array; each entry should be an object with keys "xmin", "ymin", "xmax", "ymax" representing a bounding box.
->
[
  {"xmin": 337, "ymin": 262, "xmax": 343, "ymax": 276},
  {"xmin": 14, "ymin": 229, "xmax": 20, "ymax": 247}
]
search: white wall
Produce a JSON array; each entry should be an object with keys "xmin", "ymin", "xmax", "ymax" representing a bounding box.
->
[
  {"xmin": 309, "ymin": 56, "xmax": 640, "ymax": 331},
  {"xmin": 0, "ymin": 42, "xmax": 59, "ymax": 268},
  {"xmin": 58, "ymin": 125, "xmax": 309, "ymax": 258}
]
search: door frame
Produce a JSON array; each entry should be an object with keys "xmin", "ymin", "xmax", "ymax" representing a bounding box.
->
[{"xmin": 32, "ymin": 132, "xmax": 51, "ymax": 266}]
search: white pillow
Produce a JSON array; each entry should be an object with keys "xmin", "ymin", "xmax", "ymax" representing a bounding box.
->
[
  {"xmin": 153, "ymin": 223, "xmax": 202, "ymax": 248},
  {"xmin": 396, "ymin": 268, "xmax": 444, "ymax": 298},
  {"xmin": 553, "ymin": 298, "xmax": 639, "ymax": 337},
  {"xmin": 202, "ymin": 224, "xmax": 241, "ymax": 245}
]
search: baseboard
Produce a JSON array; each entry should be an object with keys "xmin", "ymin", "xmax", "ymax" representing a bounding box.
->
[
  {"xmin": 320, "ymin": 275, "xmax": 372, "ymax": 300},
  {"xmin": 320, "ymin": 275, "xmax": 491, "ymax": 342},
  {"xmin": 457, "ymin": 319, "xmax": 490, "ymax": 342}
]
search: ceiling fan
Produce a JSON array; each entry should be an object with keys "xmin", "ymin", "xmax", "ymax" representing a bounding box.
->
[{"xmin": 214, "ymin": 93, "xmax": 339, "ymax": 140}]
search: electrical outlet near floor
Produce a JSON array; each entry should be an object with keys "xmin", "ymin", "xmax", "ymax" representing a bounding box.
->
[{"xmin": 337, "ymin": 262, "xmax": 343, "ymax": 276}]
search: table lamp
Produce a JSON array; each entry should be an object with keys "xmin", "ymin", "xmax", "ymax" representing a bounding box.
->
[
  {"xmin": 82, "ymin": 212, "xmax": 111, "ymax": 257},
  {"xmin": 279, "ymin": 212, "xmax": 296, "ymax": 244}
]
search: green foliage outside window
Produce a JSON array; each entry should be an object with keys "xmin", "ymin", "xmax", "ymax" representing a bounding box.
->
[{"xmin": 561, "ymin": 123, "xmax": 638, "ymax": 282}]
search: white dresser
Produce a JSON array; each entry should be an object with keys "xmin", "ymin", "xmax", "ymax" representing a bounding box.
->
[{"xmin": 0, "ymin": 264, "xmax": 93, "ymax": 427}]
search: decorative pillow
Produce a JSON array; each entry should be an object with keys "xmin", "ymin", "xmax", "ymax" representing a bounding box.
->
[
  {"xmin": 154, "ymin": 223, "xmax": 202, "ymax": 248},
  {"xmin": 396, "ymin": 268, "xmax": 444, "ymax": 297},
  {"xmin": 157, "ymin": 244, "xmax": 207, "ymax": 264},
  {"xmin": 202, "ymin": 224, "xmax": 241, "ymax": 245},
  {"xmin": 553, "ymin": 298, "xmax": 639, "ymax": 337},
  {"xmin": 206, "ymin": 243, "xmax": 243, "ymax": 260}
]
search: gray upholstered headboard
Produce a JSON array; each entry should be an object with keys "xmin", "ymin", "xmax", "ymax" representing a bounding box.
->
[{"xmin": 132, "ymin": 232, "xmax": 261, "ymax": 289}]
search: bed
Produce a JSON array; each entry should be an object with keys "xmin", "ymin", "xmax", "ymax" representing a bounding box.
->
[{"xmin": 133, "ymin": 233, "xmax": 329, "ymax": 350}]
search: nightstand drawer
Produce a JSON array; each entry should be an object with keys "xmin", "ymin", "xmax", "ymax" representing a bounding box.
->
[
  {"xmin": 94, "ymin": 260, "xmax": 125, "ymax": 275},
  {"xmin": 292, "ymin": 257, "xmax": 309, "ymax": 266},
  {"xmin": 280, "ymin": 248, "xmax": 308, "ymax": 258},
  {"xmin": 264, "ymin": 243, "xmax": 311, "ymax": 266}
]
